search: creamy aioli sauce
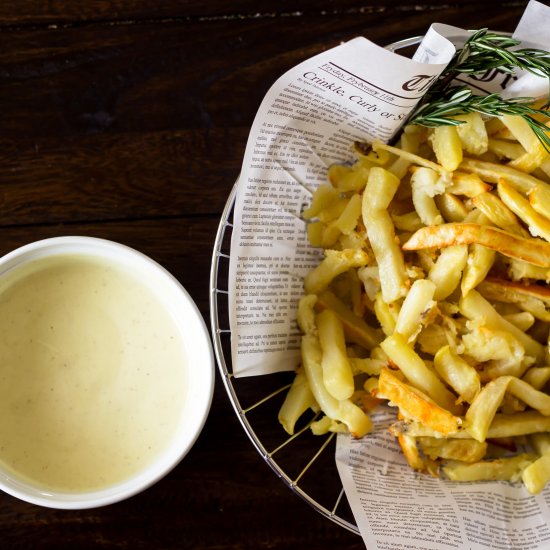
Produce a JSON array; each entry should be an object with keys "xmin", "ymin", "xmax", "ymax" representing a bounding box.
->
[{"xmin": 0, "ymin": 254, "xmax": 187, "ymax": 492}]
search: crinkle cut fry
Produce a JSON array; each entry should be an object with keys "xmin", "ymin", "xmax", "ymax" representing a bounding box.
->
[{"xmin": 403, "ymin": 223, "xmax": 550, "ymax": 267}]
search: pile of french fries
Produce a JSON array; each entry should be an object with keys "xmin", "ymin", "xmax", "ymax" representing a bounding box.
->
[{"xmin": 278, "ymin": 107, "xmax": 550, "ymax": 493}]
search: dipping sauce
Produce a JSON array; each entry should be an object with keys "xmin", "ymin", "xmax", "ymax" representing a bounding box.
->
[{"xmin": 0, "ymin": 253, "xmax": 187, "ymax": 492}]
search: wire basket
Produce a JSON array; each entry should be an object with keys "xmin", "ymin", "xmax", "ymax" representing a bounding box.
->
[{"xmin": 209, "ymin": 36, "xmax": 424, "ymax": 535}]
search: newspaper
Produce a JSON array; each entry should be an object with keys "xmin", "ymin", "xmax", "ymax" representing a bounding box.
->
[
  {"xmin": 229, "ymin": 30, "xmax": 454, "ymax": 376},
  {"xmin": 336, "ymin": 406, "xmax": 550, "ymax": 550},
  {"xmin": 228, "ymin": 1, "xmax": 550, "ymax": 548}
]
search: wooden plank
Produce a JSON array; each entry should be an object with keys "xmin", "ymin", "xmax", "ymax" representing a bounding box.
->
[
  {"xmin": 0, "ymin": 129, "xmax": 242, "ymax": 224},
  {"xmin": 0, "ymin": 1, "xmax": 529, "ymax": 26},
  {"xmin": 0, "ymin": 8, "xmax": 524, "ymax": 141},
  {"xmin": 0, "ymin": 7, "xmax": 526, "ymax": 226}
]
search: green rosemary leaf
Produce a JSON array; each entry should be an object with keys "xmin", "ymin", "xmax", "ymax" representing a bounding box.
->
[{"xmin": 443, "ymin": 29, "xmax": 550, "ymax": 81}]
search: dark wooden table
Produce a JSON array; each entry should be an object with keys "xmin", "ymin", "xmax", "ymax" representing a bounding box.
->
[{"xmin": 0, "ymin": 2, "xmax": 534, "ymax": 548}]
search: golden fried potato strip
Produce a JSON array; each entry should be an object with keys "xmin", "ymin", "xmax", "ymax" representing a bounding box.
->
[
  {"xmin": 466, "ymin": 376, "xmax": 550, "ymax": 442},
  {"xmin": 301, "ymin": 334, "xmax": 372, "ymax": 437},
  {"xmin": 278, "ymin": 367, "xmax": 316, "ymax": 435},
  {"xmin": 377, "ymin": 368, "xmax": 461, "ymax": 435},
  {"xmin": 403, "ymin": 223, "xmax": 550, "ymax": 268},
  {"xmin": 380, "ymin": 334, "xmax": 461, "ymax": 414},
  {"xmin": 443, "ymin": 454, "xmax": 534, "ymax": 482},
  {"xmin": 459, "ymin": 157, "xmax": 547, "ymax": 194}
]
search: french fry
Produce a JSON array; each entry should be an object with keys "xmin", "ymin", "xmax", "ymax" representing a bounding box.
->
[
  {"xmin": 428, "ymin": 245, "xmax": 468, "ymax": 300},
  {"xmin": 506, "ymin": 258, "xmax": 550, "ymax": 282},
  {"xmin": 403, "ymin": 223, "xmax": 550, "ymax": 268},
  {"xmin": 502, "ymin": 311, "xmax": 535, "ymax": 332},
  {"xmin": 354, "ymin": 141, "xmax": 391, "ymax": 165},
  {"xmin": 501, "ymin": 114, "xmax": 543, "ymax": 154},
  {"xmin": 485, "ymin": 117, "xmax": 506, "ymax": 136},
  {"xmin": 429, "ymin": 125, "xmax": 463, "ymax": 171},
  {"xmin": 522, "ymin": 434, "xmax": 550, "ymax": 494},
  {"xmin": 461, "ymin": 244, "xmax": 496, "ymax": 295},
  {"xmin": 363, "ymin": 166, "xmax": 400, "ymax": 211},
  {"xmin": 488, "ymin": 138, "xmax": 525, "ymax": 161},
  {"xmin": 434, "ymin": 345, "xmax": 480, "ymax": 404},
  {"xmin": 363, "ymin": 376, "xmax": 380, "ymax": 395},
  {"xmin": 317, "ymin": 309, "xmax": 355, "ymax": 400},
  {"xmin": 387, "ymin": 131, "xmax": 419, "ymax": 179},
  {"xmin": 357, "ymin": 265, "xmax": 380, "ymax": 301},
  {"xmin": 459, "ymin": 157, "xmax": 547, "ymax": 194},
  {"xmin": 391, "ymin": 211, "xmax": 424, "ymax": 232},
  {"xmin": 498, "ymin": 179, "xmax": 550, "ymax": 242},
  {"xmin": 459, "ymin": 290, "xmax": 544, "ymax": 362},
  {"xmin": 410, "ymin": 166, "xmax": 444, "ymax": 226},
  {"xmin": 506, "ymin": 378, "xmax": 550, "ymax": 415},
  {"xmin": 394, "ymin": 279, "xmax": 436, "ymax": 342},
  {"xmin": 310, "ymin": 415, "xmax": 346, "ymax": 435},
  {"xmin": 302, "ymin": 184, "xmax": 340, "ymax": 219},
  {"xmin": 529, "ymin": 182, "xmax": 550, "ymax": 220},
  {"xmin": 304, "ymin": 248, "xmax": 370, "ymax": 294},
  {"xmin": 391, "ymin": 412, "xmax": 550, "ymax": 440},
  {"xmin": 465, "ymin": 376, "xmax": 550, "ymax": 442},
  {"xmin": 380, "ymin": 333, "xmax": 461, "ymax": 414},
  {"xmin": 488, "ymin": 411, "xmax": 550, "ymax": 438},
  {"xmin": 377, "ymin": 368, "xmax": 461, "ymax": 435},
  {"xmin": 443, "ymin": 454, "xmax": 533, "ymax": 482},
  {"xmin": 522, "ymin": 454, "xmax": 550, "ymax": 494},
  {"xmin": 501, "ymin": 114, "xmax": 550, "ymax": 176},
  {"xmin": 523, "ymin": 366, "xmax": 550, "ymax": 390},
  {"xmin": 301, "ymin": 334, "xmax": 372, "ymax": 437},
  {"xmin": 338, "ymin": 230, "xmax": 367, "ymax": 251},
  {"xmin": 278, "ymin": 367, "xmax": 317, "ymax": 435},
  {"xmin": 306, "ymin": 220, "xmax": 324, "ymax": 247},
  {"xmin": 362, "ymin": 167, "xmax": 408, "ymax": 303},
  {"xmin": 471, "ymin": 191, "xmax": 530, "ymax": 237},
  {"xmin": 297, "ymin": 294, "xmax": 317, "ymax": 335},
  {"xmin": 349, "ymin": 357, "xmax": 385, "ymax": 376},
  {"xmin": 316, "ymin": 290, "xmax": 383, "ymax": 350},
  {"xmin": 317, "ymin": 196, "xmax": 349, "ymax": 223},
  {"xmin": 419, "ymin": 437, "xmax": 487, "ymax": 463},
  {"xmin": 530, "ymin": 432, "xmax": 550, "ymax": 455},
  {"xmin": 510, "ymin": 151, "xmax": 550, "ymax": 175},
  {"xmin": 374, "ymin": 291, "xmax": 398, "ymax": 336},
  {"xmin": 372, "ymin": 140, "xmax": 451, "ymax": 182},
  {"xmin": 453, "ymin": 112, "xmax": 489, "ymax": 156},
  {"xmin": 417, "ymin": 324, "xmax": 456, "ymax": 356},
  {"xmin": 397, "ymin": 433, "xmax": 425, "ymax": 471},
  {"xmin": 448, "ymin": 171, "xmax": 490, "ymax": 197},
  {"xmin": 477, "ymin": 277, "xmax": 550, "ymax": 322},
  {"xmin": 328, "ymin": 161, "xmax": 371, "ymax": 192},
  {"xmin": 335, "ymin": 193, "xmax": 363, "ymax": 235},
  {"xmin": 435, "ymin": 193, "xmax": 469, "ymax": 222},
  {"xmin": 461, "ymin": 327, "xmax": 525, "ymax": 370},
  {"xmin": 320, "ymin": 220, "xmax": 341, "ymax": 248}
]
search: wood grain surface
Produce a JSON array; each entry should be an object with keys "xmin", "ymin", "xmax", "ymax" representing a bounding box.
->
[{"xmin": 0, "ymin": 2, "xmax": 534, "ymax": 548}]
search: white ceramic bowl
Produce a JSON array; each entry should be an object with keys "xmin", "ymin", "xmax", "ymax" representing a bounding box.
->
[{"xmin": 0, "ymin": 236, "xmax": 214, "ymax": 509}]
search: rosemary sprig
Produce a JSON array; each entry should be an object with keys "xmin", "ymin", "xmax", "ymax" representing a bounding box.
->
[
  {"xmin": 407, "ymin": 29, "xmax": 550, "ymax": 152},
  {"xmin": 409, "ymin": 86, "xmax": 550, "ymax": 152},
  {"xmin": 445, "ymin": 29, "xmax": 550, "ymax": 80}
]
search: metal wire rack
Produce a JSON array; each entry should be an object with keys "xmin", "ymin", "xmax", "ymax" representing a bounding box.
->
[
  {"xmin": 209, "ymin": 182, "xmax": 358, "ymax": 533},
  {"xmin": 209, "ymin": 36, "xmax": 424, "ymax": 535}
]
